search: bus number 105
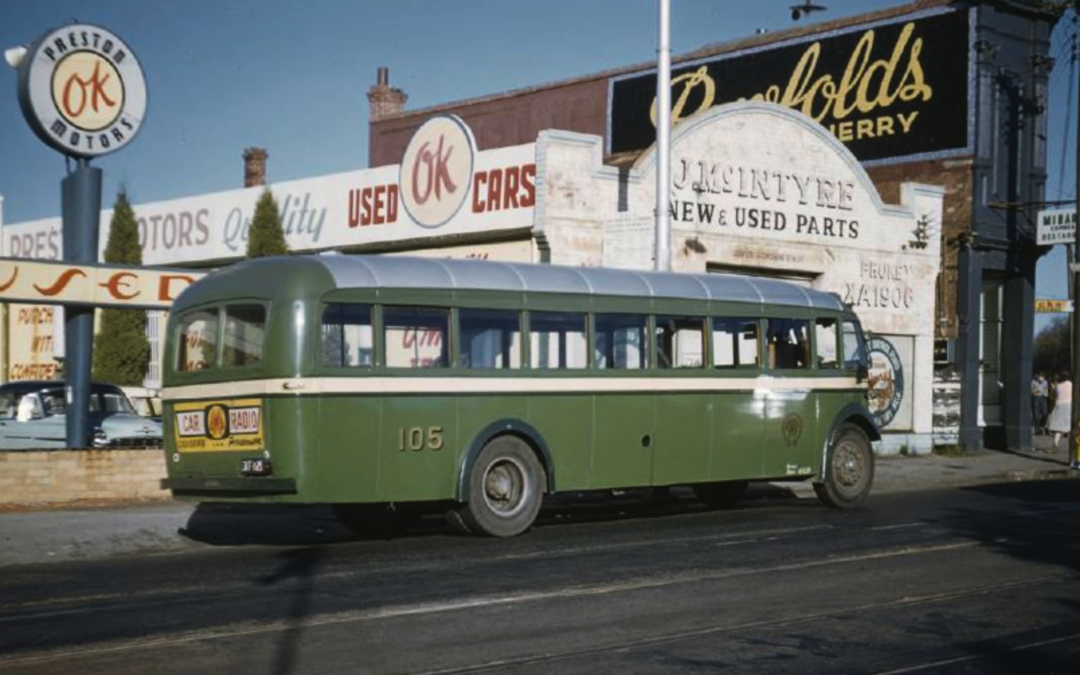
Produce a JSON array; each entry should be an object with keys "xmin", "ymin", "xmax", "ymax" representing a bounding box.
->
[{"xmin": 398, "ymin": 426, "xmax": 444, "ymax": 452}]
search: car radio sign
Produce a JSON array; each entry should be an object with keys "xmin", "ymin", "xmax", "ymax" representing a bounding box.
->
[{"xmin": 174, "ymin": 399, "xmax": 264, "ymax": 451}]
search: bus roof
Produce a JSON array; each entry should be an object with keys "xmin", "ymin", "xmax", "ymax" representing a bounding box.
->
[
  {"xmin": 173, "ymin": 255, "xmax": 846, "ymax": 311},
  {"xmin": 313, "ymin": 255, "xmax": 844, "ymax": 310}
]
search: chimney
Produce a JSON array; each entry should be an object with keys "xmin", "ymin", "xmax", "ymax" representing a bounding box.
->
[
  {"xmin": 367, "ymin": 66, "xmax": 408, "ymax": 121},
  {"xmin": 243, "ymin": 147, "xmax": 268, "ymax": 188}
]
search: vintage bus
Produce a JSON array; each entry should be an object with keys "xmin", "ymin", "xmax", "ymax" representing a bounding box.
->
[{"xmin": 162, "ymin": 255, "xmax": 878, "ymax": 537}]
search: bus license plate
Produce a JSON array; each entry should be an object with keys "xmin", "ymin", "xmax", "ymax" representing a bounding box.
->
[{"xmin": 240, "ymin": 458, "xmax": 272, "ymax": 476}]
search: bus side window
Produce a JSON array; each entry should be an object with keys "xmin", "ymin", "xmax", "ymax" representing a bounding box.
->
[
  {"xmin": 383, "ymin": 306, "xmax": 450, "ymax": 369},
  {"xmin": 176, "ymin": 308, "xmax": 218, "ymax": 372},
  {"xmin": 765, "ymin": 318, "xmax": 811, "ymax": 370},
  {"xmin": 594, "ymin": 314, "xmax": 648, "ymax": 370},
  {"xmin": 222, "ymin": 304, "xmax": 267, "ymax": 368},
  {"xmin": 529, "ymin": 311, "xmax": 587, "ymax": 369},
  {"xmin": 711, "ymin": 318, "xmax": 759, "ymax": 369},
  {"xmin": 322, "ymin": 303, "xmax": 373, "ymax": 368},
  {"xmin": 842, "ymin": 319, "xmax": 867, "ymax": 369},
  {"xmin": 815, "ymin": 318, "xmax": 839, "ymax": 369},
  {"xmin": 458, "ymin": 309, "xmax": 522, "ymax": 369},
  {"xmin": 655, "ymin": 316, "xmax": 705, "ymax": 369}
]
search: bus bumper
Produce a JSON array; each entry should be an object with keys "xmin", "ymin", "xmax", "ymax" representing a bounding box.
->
[{"xmin": 161, "ymin": 476, "xmax": 298, "ymax": 496}]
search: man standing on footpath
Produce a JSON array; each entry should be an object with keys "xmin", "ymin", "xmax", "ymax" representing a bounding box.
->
[{"xmin": 1032, "ymin": 371, "xmax": 1049, "ymax": 436}]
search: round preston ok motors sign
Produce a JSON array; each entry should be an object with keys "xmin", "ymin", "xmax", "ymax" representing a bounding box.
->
[{"xmin": 17, "ymin": 23, "xmax": 147, "ymax": 158}]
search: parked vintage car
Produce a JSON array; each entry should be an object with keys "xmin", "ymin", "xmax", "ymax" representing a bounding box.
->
[
  {"xmin": 0, "ymin": 381, "xmax": 163, "ymax": 450},
  {"xmin": 121, "ymin": 386, "xmax": 163, "ymax": 422}
]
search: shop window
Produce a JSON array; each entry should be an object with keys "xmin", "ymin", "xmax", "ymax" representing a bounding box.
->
[
  {"xmin": 712, "ymin": 318, "xmax": 760, "ymax": 369},
  {"xmin": 529, "ymin": 311, "xmax": 587, "ymax": 369},
  {"xmin": 594, "ymin": 314, "xmax": 648, "ymax": 370},
  {"xmin": 384, "ymin": 306, "xmax": 450, "ymax": 368},
  {"xmin": 766, "ymin": 318, "xmax": 811, "ymax": 370},
  {"xmin": 655, "ymin": 316, "xmax": 705, "ymax": 369},
  {"xmin": 459, "ymin": 309, "xmax": 522, "ymax": 369},
  {"xmin": 322, "ymin": 303, "xmax": 373, "ymax": 368}
]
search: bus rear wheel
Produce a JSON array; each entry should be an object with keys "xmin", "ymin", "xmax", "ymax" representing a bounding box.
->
[
  {"xmin": 693, "ymin": 480, "xmax": 749, "ymax": 508},
  {"xmin": 457, "ymin": 436, "xmax": 545, "ymax": 537},
  {"xmin": 814, "ymin": 423, "xmax": 874, "ymax": 508}
]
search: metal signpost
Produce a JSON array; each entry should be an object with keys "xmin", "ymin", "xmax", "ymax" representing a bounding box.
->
[{"xmin": 8, "ymin": 23, "xmax": 147, "ymax": 446}]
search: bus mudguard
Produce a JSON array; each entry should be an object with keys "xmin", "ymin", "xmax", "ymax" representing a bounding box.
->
[
  {"xmin": 456, "ymin": 419, "xmax": 556, "ymax": 502},
  {"xmin": 817, "ymin": 403, "xmax": 881, "ymax": 481}
]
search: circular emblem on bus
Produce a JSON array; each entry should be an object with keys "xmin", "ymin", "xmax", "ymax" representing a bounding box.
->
[
  {"xmin": 399, "ymin": 115, "xmax": 476, "ymax": 229},
  {"xmin": 16, "ymin": 23, "xmax": 147, "ymax": 158},
  {"xmin": 782, "ymin": 413, "xmax": 803, "ymax": 447},
  {"xmin": 866, "ymin": 336, "xmax": 904, "ymax": 428},
  {"xmin": 205, "ymin": 404, "xmax": 229, "ymax": 440}
]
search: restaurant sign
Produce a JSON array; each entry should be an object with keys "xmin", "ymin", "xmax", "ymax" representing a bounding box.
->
[
  {"xmin": 608, "ymin": 7, "xmax": 970, "ymax": 163},
  {"xmin": 1036, "ymin": 207, "xmax": 1076, "ymax": 246}
]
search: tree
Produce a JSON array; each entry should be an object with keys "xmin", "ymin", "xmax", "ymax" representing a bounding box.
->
[
  {"xmin": 92, "ymin": 191, "xmax": 150, "ymax": 386},
  {"xmin": 1033, "ymin": 316, "xmax": 1070, "ymax": 378},
  {"xmin": 246, "ymin": 189, "xmax": 289, "ymax": 258}
]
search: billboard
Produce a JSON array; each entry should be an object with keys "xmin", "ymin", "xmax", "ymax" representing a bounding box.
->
[{"xmin": 607, "ymin": 7, "xmax": 971, "ymax": 164}]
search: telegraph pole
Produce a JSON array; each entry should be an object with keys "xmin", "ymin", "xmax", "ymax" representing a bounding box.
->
[{"xmin": 655, "ymin": 0, "xmax": 672, "ymax": 272}]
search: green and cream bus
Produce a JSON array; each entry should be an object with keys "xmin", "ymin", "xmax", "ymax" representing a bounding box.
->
[{"xmin": 162, "ymin": 255, "xmax": 878, "ymax": 537}]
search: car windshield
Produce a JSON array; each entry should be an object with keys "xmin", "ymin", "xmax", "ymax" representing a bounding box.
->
[
  {"xmin": 37, "ymin": 387, "xmax": 137, "ymax": 416},
  {"xmin": 0, "ymin": 390, "xmax": 20, "ymax": 420}
]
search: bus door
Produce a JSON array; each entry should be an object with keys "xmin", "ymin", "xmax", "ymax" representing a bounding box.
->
[
  {"xmin": 708, "ymin": 317, "xmax": 765, "ymax": 481},
  {"xmin": 652, "ymin": 316, "xmax": 711, "ymax": 485},
  {"xmin": 591, "ymin": 313, "xmax": 654, "ymax": 489},
  {"xmin": 762, "ymin": 318, "xmax": 819, "ymax": 479}
]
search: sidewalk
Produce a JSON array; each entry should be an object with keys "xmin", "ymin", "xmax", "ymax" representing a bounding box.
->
[{"xmin": 0, "ymin": 440, "xmax": 1076, "ymax": 568}]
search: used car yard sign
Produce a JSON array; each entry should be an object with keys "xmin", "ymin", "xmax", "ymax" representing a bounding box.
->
[
  {"xmin": 0, "ymin": 258, "xmax": 203, "ymax": 309},
  {"xmin": 16, "ymin": 24, "xmax": 147, "ymax": 157}
]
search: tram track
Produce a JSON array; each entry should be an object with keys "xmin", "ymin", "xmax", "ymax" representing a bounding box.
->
[
  {"xmin": 0, "ymin": 536, "xmax": 1061, "ymax": 669},
  {"xmin": 2, "ymin": 489, "xmax": 1078, "ymax": 674},
  {"xmin": 0, "ymin": 564, "xmax": 1072, "ymax": 671},
  {"xmin": 1, "ymin": 499, "xmax": 1076, "ymax": 629}
]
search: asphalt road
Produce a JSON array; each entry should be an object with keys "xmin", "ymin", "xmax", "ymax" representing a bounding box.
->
[{"xmin": 0, "ymin": 481, "xmax": 1078, "ymax": 675}]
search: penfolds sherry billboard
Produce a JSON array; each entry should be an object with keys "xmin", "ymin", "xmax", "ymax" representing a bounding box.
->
[{"xmin": 608, "ymin": 7, "xmax": 971, "ymax": 164}]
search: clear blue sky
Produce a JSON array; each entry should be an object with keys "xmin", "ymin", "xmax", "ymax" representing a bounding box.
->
[{"xmin": 0, "ymin": 0, "xmax": 1076, "ymax": 331}]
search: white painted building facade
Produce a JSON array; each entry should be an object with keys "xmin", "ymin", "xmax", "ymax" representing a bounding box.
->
[{"xmin": 1, "ymin": 104, "xmax": 943, "ymax": 450}]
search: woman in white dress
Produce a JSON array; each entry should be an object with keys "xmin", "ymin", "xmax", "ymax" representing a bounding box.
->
[{"xmin": 1047, "ymin": 372, "xmax": 1072, "ymax": 449}]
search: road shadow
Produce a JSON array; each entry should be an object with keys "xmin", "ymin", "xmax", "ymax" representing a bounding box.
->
[
  {"xmin": 947, "ymin": 479, "xmax": 1080, "ymax": 572},
  {"xmin": 930, "ymin": 479, "xmax": 1080, "ymax": 675},
  {"xmin": 178, "ymin": 484, "xmax": 814, "ymax": 548},
  {"xmin": 179, "ymin": 502, "xmax": 459, "ymax": 546},
  {"xmin": 251, "ymin": 547, "xmax": 324, "ymax": 675}
]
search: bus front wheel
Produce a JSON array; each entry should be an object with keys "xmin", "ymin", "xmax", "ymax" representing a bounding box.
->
[
  {"xmin": 814, "ymin": 423, "xmax": 874, "ymax": 508},
  {"xmin": 457, "ymin": 436, "xmax": 545, "ymax": 537}
]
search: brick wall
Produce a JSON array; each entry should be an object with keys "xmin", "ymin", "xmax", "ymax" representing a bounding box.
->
[
  {"xmin": 0, "ymin": 449, "xmax": 169, "ymax": 505},
  {"xmin": 867, "ymin": 158, "xmax": 973, "ymax": 340}
]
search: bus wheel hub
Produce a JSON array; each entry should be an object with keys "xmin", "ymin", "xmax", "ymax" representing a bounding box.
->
[{"xmin": 836, "ymin": 445, "xmax": 862, "ymax": 486}]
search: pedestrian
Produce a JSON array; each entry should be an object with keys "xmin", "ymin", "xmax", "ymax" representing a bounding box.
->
[
  {"xmin": 1031, "ymin": 371, "xmax": 1049, "ymax": 435},
  {"xmin": 1047, "ymin": 371, "xmax": 1072, "ymax": 449}
]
